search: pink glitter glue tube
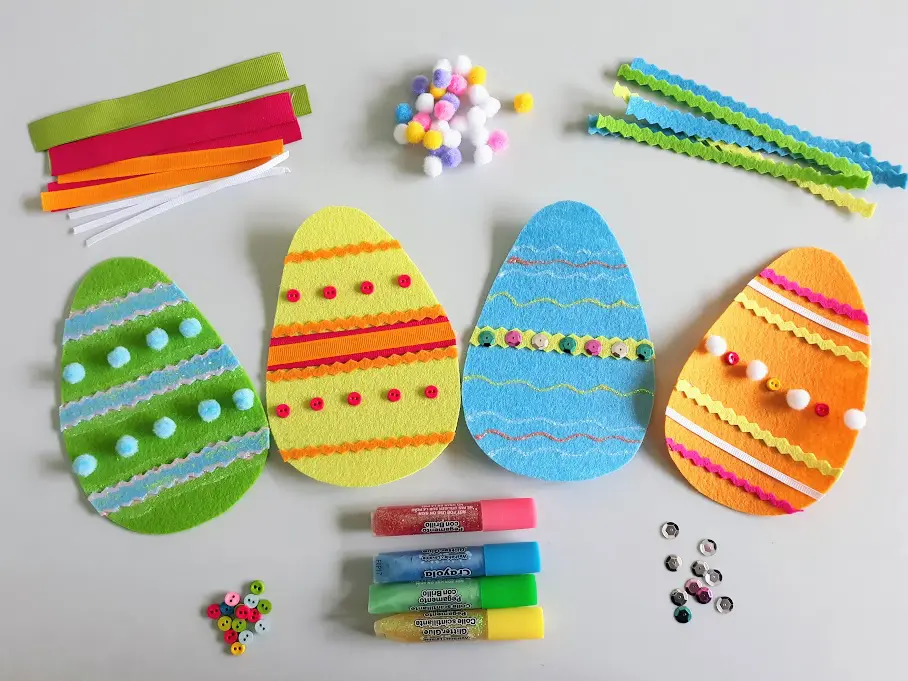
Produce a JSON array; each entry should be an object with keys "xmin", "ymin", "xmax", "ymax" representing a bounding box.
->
[{"xmin": 372, "ymin": 499, "xmax": 537, "ymax": 537}]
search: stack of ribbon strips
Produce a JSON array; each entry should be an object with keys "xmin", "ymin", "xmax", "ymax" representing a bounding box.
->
[
  {"xmin": 589, "ymin": 58, "xmax": 906, "ymax": 219},
  {"xmin": 29, "ymin": 53, "xmax": 311, "ymax": 246}
]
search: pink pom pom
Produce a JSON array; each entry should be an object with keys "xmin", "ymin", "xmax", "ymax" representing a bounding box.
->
[
  {"xmin": 434, "ymin": 100, "xmax": 455, "ymax": 122},
  {"xmin": 448, "ymin": 74, "xmax": 468, "ymax": 96},
  {"xmin": 413, "ymin": 112, "xmax": 432, "ymax": 130},
  {"xmin": 488, "ymin": 129, "xmax": 509, "ymax": 153}
]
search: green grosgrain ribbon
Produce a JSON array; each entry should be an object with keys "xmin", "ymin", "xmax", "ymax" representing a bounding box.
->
[{"xmin": 28, "ymin": 53, "xmax": 290, "ymax": 151}]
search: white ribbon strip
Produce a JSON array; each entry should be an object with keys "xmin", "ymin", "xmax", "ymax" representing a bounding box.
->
[
  {"xmin": 748, "ymin": 279, "xmax": 871, "ymax": 345},
  {"xmin": 84, "ymin": 152, "xmax": 290, "ymax": 247},
  {"xmin": 67, "ymin": 182, "xmax": 215, "ymax": 220},
  {"xmin": 665, "ymin": 406, "xmax": 823, "ymax": 500}
]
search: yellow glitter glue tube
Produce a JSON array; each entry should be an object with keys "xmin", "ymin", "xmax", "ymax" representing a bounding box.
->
[{"xmin": 373, "ymin": 607, "xmax": 544, "ymax": 643}]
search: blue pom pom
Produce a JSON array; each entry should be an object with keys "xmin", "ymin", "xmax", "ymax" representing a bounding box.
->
[
  {"xmin": 441, "ymin": 92, "xmax": 460, "ymax": 111},
  {"xmin": 198, "ymin": 399, "xmax": 221, "ymax": 422},
  {"xmin": 179, "ymin": 317, "xmax": 202, "ymax": 338},
  {"xmin": 233, "ymin": 388, "xmax": 255, "ymax": 411},
  {"xmin": 395, "ymin": 103, "xmax": 413, "ymax": 124},
  {"xmin": 433, "ymin": 69, "xmax": 452, "ymax": 89},
  {"xmin": 146, "ymin": 328, "xmax": 169, "ymax": 351},
  {"xmin": 115, "ymin": 435, "xmax": 139, "ymax": 457},
  {"xmin": 153, "ymin": 417, "xmax": 177, "ymax": 439},
  {"xmin": 440, "ymin": 147, "xmax": 463, "ymax": 168},
  {"xmin": 107, "ymin": 346, "xmax": 131, "ymax": 368},
  {"xmin": 72, "ymin": 454, "xmax": 98, "ymax": 477},
  {"xmin": 412, "ymin": 75, "xmax": 430, "ymax": 96},
  {"xmin": 62, "ymin": 363, "xmax": 86, "ymax": 384}
]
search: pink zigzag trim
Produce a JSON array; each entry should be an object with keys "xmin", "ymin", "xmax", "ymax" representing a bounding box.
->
[
  {"xmin": 760, "ymin": 268, "xmax": 869, "ymax": 325},
  {"xmin": 666, "ymin": 437, "xmax": 802, "ymax": 514}
]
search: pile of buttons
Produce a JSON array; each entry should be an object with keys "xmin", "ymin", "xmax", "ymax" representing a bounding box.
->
[
  {"xmin": 661, "ymin": 522, "xmax": 734, "ymax": 623},
  {"xmin": 205, "ymin": 580, "xmax": 273, "ymax": 655},
  {"xmin": 393, "ymin": 55, "xmax": 532, "ymax": 177}
]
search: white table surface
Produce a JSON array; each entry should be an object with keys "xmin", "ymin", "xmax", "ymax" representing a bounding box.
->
[{"xmin": 2, "ymin": 1, "xmax": 906, "ymax": 679}]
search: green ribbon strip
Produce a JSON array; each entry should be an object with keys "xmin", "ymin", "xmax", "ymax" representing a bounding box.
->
[{"xmin": 28, "ymin": 53, "xmax": 289, "ymax": 151}]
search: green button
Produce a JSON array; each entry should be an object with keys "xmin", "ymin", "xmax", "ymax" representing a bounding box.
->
[
  {"xmin": 257, "ymin": 599, "xmax": 273, "ymax": 614},
  {"xmin": 250, "ymin": 580, "xmax": 265, "ymax": 595},
  {"xmin": 217, "ymin": 616, "xmax": 233, "ymax": 631},
  {"xmin": 232, "ymin": 618, "xmax": 247, "ymax": 632}
]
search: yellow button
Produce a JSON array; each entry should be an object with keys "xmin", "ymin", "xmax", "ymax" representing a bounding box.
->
[
  {"xmin": 766, "ymin": 378, "xmax": 782, "ymax": 392},
  {"xmin": 230, "ymin": 642, "xmax": 246, "ymax": 656}
]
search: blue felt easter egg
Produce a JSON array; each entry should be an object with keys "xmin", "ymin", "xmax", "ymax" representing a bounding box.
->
[{"xmin": 462, "ymin": 201, "xmax": 655, "ymax": 481}]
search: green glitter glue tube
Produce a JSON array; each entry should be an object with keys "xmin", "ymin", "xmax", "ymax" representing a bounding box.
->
[{"xmin": 368, "ymin": 574, "xmax": 537, "ymax": 615}]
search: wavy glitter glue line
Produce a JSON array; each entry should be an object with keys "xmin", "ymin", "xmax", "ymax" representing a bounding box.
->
[
  {"xmin": 487, "ymin": 445, "xmax": 637, "ymax": 459},
  {"xmin": 466, "ymin": 411, "xmax": 646, "ymax": 432},
  {"xmin": 506, "ymin": 257, "xmax": 628, "ymax": 270},
  {"xmin": 463, "ymin": 375, "xmax": 654, "ymax": 398},
  {"xmin": 674, "ymin": 379, "xmax": 842, "ymax": 478},
  {"xmin": 512, "ymin": 244, "xmax": 622, "ymax": 258},
  {"xmin": 487, "ymin": 291, "xmax": 639, "ymax": 310},
  {"xmin": 63, "ymin": 282, "xmax": 187, "ymax": 342},
  {"xmin": 496, "ymin": 269, "xmax": 631, "ymax": 282},
  {"xmin": 474, "ymin": 429, "xmax": 642, "ymax": 444},
  {"xmin": 760, "ymin": 268, "xmax": 869, "ymax": 324},
  {"xmin": 666, "ymin": 437, "xmax": 801, "ymax": 514},
  {"xmin": 87, "ymin": 428, "xmax": 270, "ymax": 516},
  {"xmin": 59, "ymin": 345, "xmax": 239, "ymax": 430},
  {"xmin": 734, "ymin": 293, "xmax": 871, "ymax": 367},
  {"xmin": 280, "ymin": 431, "xmax": 455, "ymax": 460}
]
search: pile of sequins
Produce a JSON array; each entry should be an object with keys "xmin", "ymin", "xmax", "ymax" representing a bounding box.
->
[
  {"xmin": 205, "ymin": 580, "xmax": 273, "ymax": 655},
  {"xmin": 661, "ymin": 522, "xmax": 734, "ymax": 623}
]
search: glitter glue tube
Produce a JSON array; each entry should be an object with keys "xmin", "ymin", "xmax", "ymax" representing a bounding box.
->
[
  {"xmin": 374, "ymin": 607, "xmax": 544, "ymax": 643},
  {"xmin": 371, "ymin": 498, "xmax": 536, "ymax": 537},
  {"xmin": 373, "ymin": 542, "xmax": 541, "ymax": 584},
  {"xmin": 368, "ymin": 574, "xmax": 537, "ymax": 614}
]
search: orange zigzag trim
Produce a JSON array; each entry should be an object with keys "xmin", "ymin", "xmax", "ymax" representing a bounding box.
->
[
  {"xmin": 272, "ymin": 305, "xmax": 446, "ymax": 337},
  {"xmin": 284, "ymin": 240, "xmax": 400, "ymax": 263},
  {"xmin": 267, "ymin": 346, "xmax": 458, "ymax": 381},
  {"xmin": 280, "ymin": 431, "xmax": 455, "ymax": 460}
]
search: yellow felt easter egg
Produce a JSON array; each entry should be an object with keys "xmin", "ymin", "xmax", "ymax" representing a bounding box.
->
[
  {"xmin": 665, "ymin": 248, "xmax": 870, "ymax": 516},
  {"xmin": 266, "ymin": 207, "xmax": 461, "ymax": 487}
]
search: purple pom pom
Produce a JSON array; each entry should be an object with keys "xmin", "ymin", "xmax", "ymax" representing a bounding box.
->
[
  {"xmin": 440, "ymin": 92, "xmax": 460, "ymax": 111},
  {"xmin": 440, "ymin": 147, "xmax": 463, "ymax": 168},
  {"xmin": 433, "ymin": 69, "xmax": 452, "ymax": 89},
  {"xmin": 412, "ymin": 75, "xmax": 430, "ymax": 96}
]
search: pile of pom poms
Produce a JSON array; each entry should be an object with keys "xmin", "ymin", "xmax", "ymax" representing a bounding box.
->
[
  {"xmin": 393, "ymin": 55, "xmax": 533, "ymax": 177},
  {"xmin": 206, "ymin": 580, "xmax": 273, "ymax": 656}
]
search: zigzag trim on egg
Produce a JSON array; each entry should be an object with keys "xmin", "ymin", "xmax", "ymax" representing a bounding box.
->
[
  {"xmin": 284, "ymin": 239, "xmax": 400, "ymax": 263},
  {"xmin": 64, "ymin": 282, "xmax": 188, "ymax": 342},
  {"xmin": 280, "ymin": 431, "xmax": 455, "ymax": 460},
  {"xmin": 470, "ymin": 327, "xmax": 654, "ymax": 361},
  {"xmin": 271, "ymin": 305, "xmax": 446, "ymax": 337},
  {"xmin": 266, "ymin": 346, "xmax": 457, "ymax": 381},
  {"xmin": 760, "ymin": 268, "xmax": 870, "ymax": 324}
]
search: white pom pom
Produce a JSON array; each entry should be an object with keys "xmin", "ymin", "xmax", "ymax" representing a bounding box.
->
[
  {"xmin": 474, "ymin": 144, "xmax": 494, "ymax": 165},
  {"xmin": 469, "ymin": 85, "xmax": 490, "ymax": 105},
  {"xmin": 454, "ymin": 55, "xmax": 472, "ymax": 75},
  {"xmin": 482, "ymin": 97, "xmax": 501, "ymax": 118},
  {"xmin": 704, "ymin": 335, "xmax": 727, "ymax": 356},
  {"xmin": 434, "ymin": 59, "xmax": 452, "ymax": 72},
  {"xmin": 786, "ymin": 389, "xmax": 811, "ymax": 411},
  {"xmin": 745, "ymin": 360, "xmax": 768, "ymax": 381},
  {"xmin": 423, "ymin": 155, "xmax": 443, "ymax": 178},
  {"xmin": 443, "ymin": 129, "xmax": 463, "ymax": 149},
  {"xmin": 430, "ymin": 120, "xmax": 450, "ymax": 132},
  {"xmin": 415, "ymin": 93, "xmax": 435, "ymax": 113},
  {"xmin": 393, "ymin": 124, "xmax": 408, "ymax": 145},
  {"xmin": 469, "ymin": 127, "xmax": 490, "ymax": 146},
  {"xmin": 466, "ymin": 106, "xmax": 488, "ymax": 129},
  {"xmin": 843, "ymin": 408, "xmax": 866, "ymax": 430},
  {"xmin": 450, "ymin": 115, "xmax": 469, "ymax": 133}
]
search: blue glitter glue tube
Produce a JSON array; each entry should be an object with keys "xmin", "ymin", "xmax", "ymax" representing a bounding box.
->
[{"xmin": 372, "ymin": 542, "xmax": 541, "ymax": 584}]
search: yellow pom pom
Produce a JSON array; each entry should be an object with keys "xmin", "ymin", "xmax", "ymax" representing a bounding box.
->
[
  {"xmin": 467, "ymin": 66, "xmax": 487, "ymax": 85},
  {"xmin": 514, "ymin": 92, "xmax": 534, "ymax": 114},
  {"xmin": 423, "ymin": 130, "xmax": 443, "ymax": 151},
  {"xmin": 429, "ymin": 85, "xmax": 447, "ymax": 99},
  {"xmin": 406, "ymin": 121, "xmax": 426, "ymax": 144}
]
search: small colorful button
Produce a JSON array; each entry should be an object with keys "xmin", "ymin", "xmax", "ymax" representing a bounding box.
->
[
  {"xmin": 243, "ymin": 594, "xmax": 260, "ymax": 609},
  {"xmin": 725, "ymin": 351, "xmax": 740, "ymax": 366},
  {"xmin": 397, "ymin": 274, "xmax": 412, "ymax": 288},
  {"xmin": 637, "ymin": 343, "xmax": 654, "ymax": 361},
  {"xmin": 478, "ymin": 330, "xmax": 495, "ymax": 346},
  {"xmin": 347, "ymin": 392, "xmax": 362, "ymax": 406},
  {"xmin": 504, "ymin": 330, "xmax": 522, "ymax": 347},
  {"xmin": 387, "ymin": 389, "xmax": 401, "ymax": 402},
  {"xmin": 224, "ymin": 630, "xmax": 239, "ymax": 644},
  {"xmin": 815, "ymin": 403, "xmax": 830, "ymax": 417},
  {"xmin": 217, "ymin": 616, "xmax": 233, "ymax": 632},
  {"xmin": 323, "ymin": 286, "xmax": 337, "ymax": 299},
  {"xmin": 766, "ymin": 377, "xmax": 782, "ymax": 391},
  {"xmin": 224, "ymin": 592, "xmax": 241, "ymax": 607},
  {"xmin": 360, "ymin": 281, "xmax": 375, "ymax": 295},
  {"xmin": 610, "ymin": 341, "xmax": 628, "ymax": 359},
  {"xmin": 275, "ymin": 404, "xmax": 291, "ymax": 418},
  {"xmin": 250, "ymin": 580, "xmax": 265, "ymax": 595},
  {"xmin": 424, "ymin": 385, "xmax": 439, "ymax": 399},
  {"xmin": 254, "ymin": 617, "xmax": 270, "ymax": 634},
  {"xmin": 530, "ymin": 333, "xmax": 549, "ymax": 350},
  {"xmin": 286, "ymin": 289, "xmax": 301, "ymax": 302},
  {"xmin": 247, "ymin": 609, "xmax": 262, "ymax": 624},
  {"xmin": 234, "ymin": 605, "xmax": 250, "ymax": 620},
  {"xmin": 257, "ymin": 600, "xmax": 272, "ymax": 615},
  {"xmin": 310, "ymin": 397, "xmax": 324, "ymax": 411},
  {"xmin": 230, "ymin": 642, "xmax": 246, "ymax": 656},
  {"xmin": 239, "ymin": 630, "xmax": 254, "ymax": 644},
  {"xmin": 558, "ymin": 337, "xmax": 577, "ymax": 354},
  {"xmin": 219, "ymin": 603, "xmax": 234, "ymax": 617},
  {"xmin": 584, "ymin": 339, "xmax": 602, "ymax": 356},
  {"xmin": 206, "ymin": 604, "xmax": 221, "ymax": 619},
  {"xmin": 231, "ymin": 618, "xmax": 247, "ymax": 633}
]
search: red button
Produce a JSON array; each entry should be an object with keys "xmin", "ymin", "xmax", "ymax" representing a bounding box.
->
[
  {"xmin": 310, "ymin": 397, "xmax": 324, "ymax": 411},
  {"xmin": 247, "ymin": 608, "xmax": 262, "ymax": 623},
  {"xmin": 387, "ymin": 389, "xmax": 401, "ymax": 402},
  {"xmin": 286, "ymin": 289, "xmax": 301, "ymax": 302},
  {"xmin": 361, "ymin": 281, "xmax": 375, "ymax": 295},
  {"xmin": 224, "ymin": 630, "xmax": 238, "ymax": 644},
  {"xmin": 275, "ymin": 403, "xmax": 291, "ymax": 418},
  {"xmin": 234, "ymin": 605, "xmax": 250, "ymax": 620},
  {"xmin": 424, "ymin": 385, "xmax": 439, "ymax": 399},
  {"xmin": 725, "ymin": 352, "xmax": 740, "ymax": 366},
  {"xmin": 347, "ymin": 392, "xmax": 362, "ymax": 406},
  {"xmin": 398, "ymin": 274, "xmax": 412, "ymax": 288},
  {"xmin": 815, "ymin": 403, "xmax": 830, "ymax": 417},
  {"xmin": 206, "ymin": 604, "xmax": 221, "ymax": 619},
  {"xmin": 323, "ymin": 286, "xmax": 337, "ymax": 299}
]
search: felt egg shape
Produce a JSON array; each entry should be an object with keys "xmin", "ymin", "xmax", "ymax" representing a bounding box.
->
[
  {"xmin": 462, "ymin": 200, "xmax": 655, "ymax": 481},
  {"xmin": 60, "ymin": 258, "xmax": 269, "ymax": 534},
  {"xmin": 665, "ymin": 248, "xmax": 870, "ymax": 516},
  {"xmin": 266, "ymin": 207, "xmax": 460, "ymax": 487}
]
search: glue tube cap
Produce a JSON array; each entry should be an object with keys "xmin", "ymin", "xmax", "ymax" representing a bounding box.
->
[
  {"xmin": 483, "ymin": 542, "xmax": 541, "ymax": 577},
  {"xmin": 486, "ymin": 606, "xmax": 545, "ymax": 641},
  {"xmin": 479, "ymin": 574, "xmax": 537, "ymax": 609},
  {"xmin": 480, "ymin": 498, "xmax": 537, "ymax": 531}
]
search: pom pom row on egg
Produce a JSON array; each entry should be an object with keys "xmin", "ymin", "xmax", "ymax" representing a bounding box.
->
[
  {"xmin": 462, "ymin": 201, "xmax": 656, "ymax": 482},
  {"xmin": 665, "ymin": 248, "xmax": 870, "ymax": 516},
  {"xmin": 60, "ymin": 258, "xmax": 269, "ymax": 534},
  {"xmin": 266, "ymin": 207, "xmax": 461, "ymax": 487}
]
